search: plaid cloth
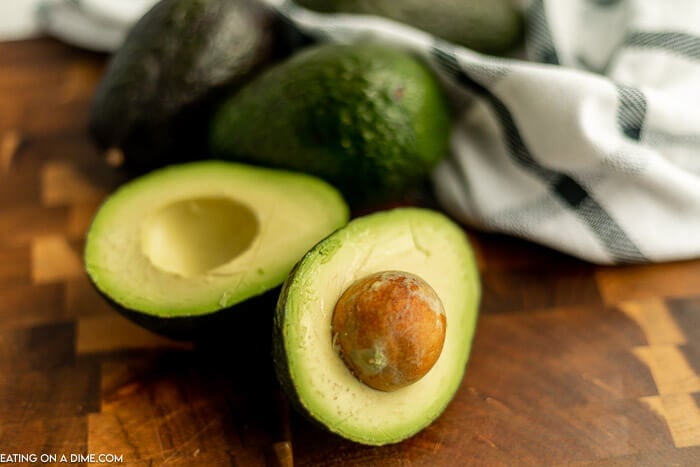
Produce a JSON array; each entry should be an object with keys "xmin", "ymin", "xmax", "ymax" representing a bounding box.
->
[
  {"xmin": 267, "ymin": 0, "xmax": 700, "ymax": 264},
  {"xmin": 26, "ymin": 0, "xmax": 158, "ymax": 51}
]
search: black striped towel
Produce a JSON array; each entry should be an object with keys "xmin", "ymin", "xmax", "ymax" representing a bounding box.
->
[{"xmin": 268, "ymin": 0, "xmax": 700, "ymax": 264}]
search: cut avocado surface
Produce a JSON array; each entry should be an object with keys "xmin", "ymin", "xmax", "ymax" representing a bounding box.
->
[
  {"xmin": 84, "ymin": 161, "xmax": 349, "ymax": 332},
  {"xmin": 274, "ymin": 208, "xmax": 480, "ymax": 445}
]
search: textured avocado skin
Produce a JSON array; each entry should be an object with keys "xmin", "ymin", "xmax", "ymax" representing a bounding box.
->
[
  {"xmin": 99, "ymin": 286, "xmax": 280, "ymax": 342},
  {"xmin": 295, "ymin": 0, "xmax": 523, "ymax": 55},
  {"xmin": 210, "ymin": 43, "xmax": 451, "ymax": 204},
  {"xmin": 271, "ymin": 261, "xmax": 307, "ymax": 419},
  {"xmin": 98, "ymin": 285, "xmax": 281, "ymax": 382},
  {"xmin": 89, "ymin": 0, "xmax": 282, "ymax": 172}
]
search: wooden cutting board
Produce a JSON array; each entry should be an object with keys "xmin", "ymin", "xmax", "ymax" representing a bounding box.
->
[{"xmin": 2, "ymin": 38, "xmax": 700, "ymax": 466}]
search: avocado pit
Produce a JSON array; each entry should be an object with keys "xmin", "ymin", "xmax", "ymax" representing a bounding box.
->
[{"xmin": 331, "ymin": 270, "xmax": 446, "ymax": 392}]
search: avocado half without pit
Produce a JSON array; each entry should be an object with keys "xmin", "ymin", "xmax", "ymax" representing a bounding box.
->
[
  {"xmin": 274, "ymin": 208, "xmax": 480, "ymax": 445},
  {"xmin": 84, "ymin": 161, "xmax": 349, "ymax": 339}
]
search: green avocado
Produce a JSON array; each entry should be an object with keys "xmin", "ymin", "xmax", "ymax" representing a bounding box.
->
[
  {"xmin": 84, "ymin": 161, "xmax": 349, "ymax": 340},
  {"xmin": 209, "ymin": 43, "xmax": 451, "ymax": 204},
  {"xmin": 89, "ymin": 0, "xmax": 282, "ymax": 172},
  {"xmin": 273, "ymin": 208, "xmax": 480, "ymax": 445},
  {"xmin": 295, "ymin": 0, "xmax": 524, "ymax": 55}
]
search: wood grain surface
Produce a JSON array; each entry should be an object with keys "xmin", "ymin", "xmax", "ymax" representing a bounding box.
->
[{"xmin": 2, "ymin": 38, "xmax": 700, "ymax": 466}]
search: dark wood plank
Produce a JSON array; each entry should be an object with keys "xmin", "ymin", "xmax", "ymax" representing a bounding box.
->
[
  {"xmin": 0, "ymin": 160, "xmax": 41, "ymax": 207},
  {"xmin": 0, "ymin": 204, "xmax": 70, "ymax": 247},
  {"xmin": 472, "ymin": 232, "xmax": 589, "ymax": 272},
  {"xmin": 0, "ymin": 362, "xmax": 100, "ymax": 423},
  {"xmin": 0, "ymin": 321, "xmax": 76, "ymax": 371},
  {"xmin": 0, "ymin": 416, "xmax": 88, "ymax": 465},
  {"xmin": 0, "ymin": 282, "xmax": 65, "ymax": 328},
  {"xmin": 470, "ymin": 305, "xmax": 659, "ymax": 403},
  {"xmin": 480, "ymin": 266, "xmax": 603, "ymax": 314},
  {"xmin": 0, "ymin": 245, "xmax": 31, "ymax": 289}
]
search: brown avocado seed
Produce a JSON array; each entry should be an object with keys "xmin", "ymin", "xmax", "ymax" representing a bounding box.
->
[{"xmin": 331, "ymin": 270, "xmax": 446, "ymax": 392}]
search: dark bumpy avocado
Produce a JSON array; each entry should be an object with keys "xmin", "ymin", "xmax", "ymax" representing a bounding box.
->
[
  {"xmin": 295, "ymin": 0, "xmax": 524, "ymax": 55},
  {"xmin": 84, "ymin": 161, "xmax": 348, "ymax": 340},
  {"xmin": 209, "ymin": 43, "xmax": 451, "ymax": 204},
  {"xmin": 89, "ymin": 0, "xmax": 281, "ymax": 172},
  {"xmin": 273, "ymin": 208, "xmax": 481, "ymax": 445}
]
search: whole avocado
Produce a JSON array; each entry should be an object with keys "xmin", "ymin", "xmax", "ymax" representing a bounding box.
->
[
  {"xmin": 295, "ymin": 0, "xmax": 523, "ymax": 55},
  {"xmin": 209, "ymin": 43, "xmax": 451, "ymax": 204},
  {"xmin": 89, "ymin": 0, "xmax": 282, "ymax": 172}
]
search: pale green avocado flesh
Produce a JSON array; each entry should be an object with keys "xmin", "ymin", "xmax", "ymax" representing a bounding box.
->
[
  {"xmin": 274, "ymin": 208, "xmax": 480, "ymax": 445},
  {"xmin": 84, "ymin": 161, "xmax": 349, "ymax": 318}
]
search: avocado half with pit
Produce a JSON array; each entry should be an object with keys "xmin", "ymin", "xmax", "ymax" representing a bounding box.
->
[
  {"xmin": 84, "ymin": 161, "xmax": 349, "ymax": 339},
  {"xmin": 274, "ymin": 207, "xmax": 480, "ymax": 445}
]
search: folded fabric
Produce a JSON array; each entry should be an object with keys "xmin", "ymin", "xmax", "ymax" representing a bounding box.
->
[
  {"xmin": 0, "ymin": 0, "xmax": 50, "ymax": 40},
  {"xmin": 72, "ymin": 0, "xmax": 159, "ymax": 25},
  {"xmin": 263, "ymin": 0, "xmax": 700, "ymax": 264},
  {"xmin": 35, "ymin": 0, "xmax": 158, "ymax": 51},
  {"xmin": 37, "ymin": 1, "xmax": 127, "ymax": 52}
]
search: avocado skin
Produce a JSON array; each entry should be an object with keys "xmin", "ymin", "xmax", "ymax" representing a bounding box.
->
[
  {"xmin": 271, "ymin": 261, "xmax": 306, "ymax": 415},
  {"xmin": 89, "ymin": 0, "xmax": 283, "ymax": 173},
  {"xmin": 210, "ymin": 43, "xmax": 451, "ymax": 204},
  {"xmin": 295, "ymin": 0, "xmax": 523, "ymax": 55},
  {"xmin": 96, "ymin": 282, "xmax": 280, "ymax": 344}
]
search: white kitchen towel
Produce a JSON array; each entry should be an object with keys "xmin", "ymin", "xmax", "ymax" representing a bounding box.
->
[
  {"xmin": 0, "ymin": 0, "xmax": 158, "ymax": 50},
  {"xmin": 0, "ymin": 0, "xmax": 51, "ymax": 40},
  {"xmin": 36, "ymin": 0, "xmax": 132, "ymax": 52},
  {"xmin": 264, "ymin": 0, "xmax": 700, "ymax": 264}
]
